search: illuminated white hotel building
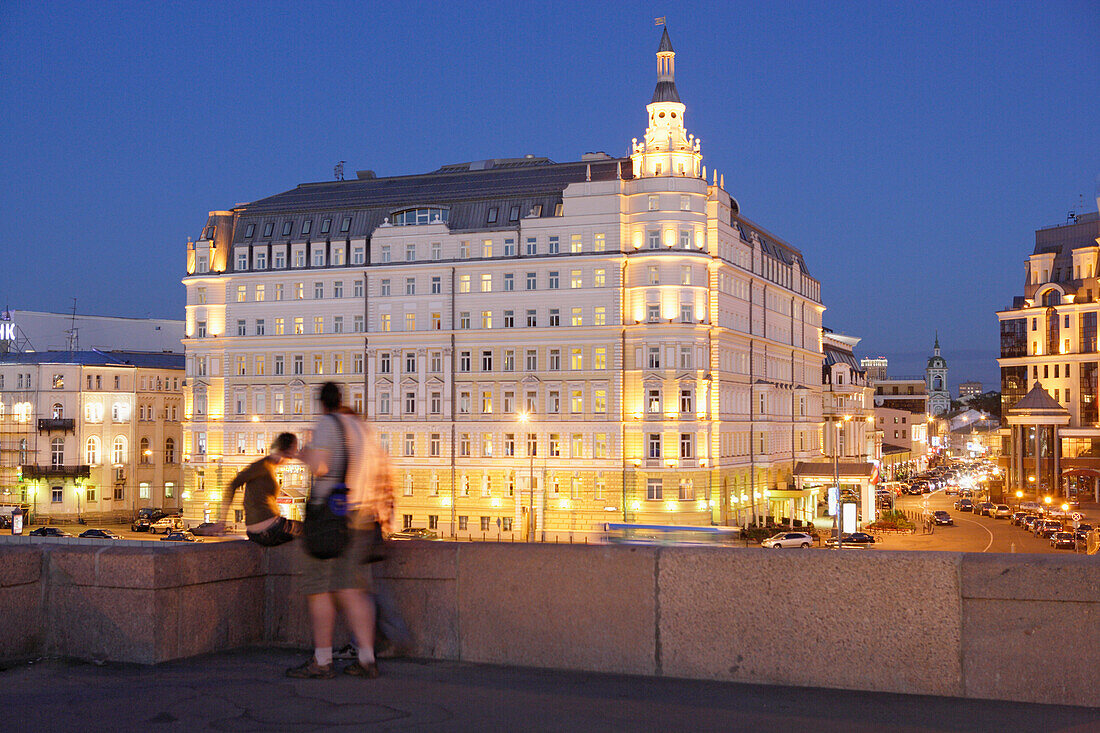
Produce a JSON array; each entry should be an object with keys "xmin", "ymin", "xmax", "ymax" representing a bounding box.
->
[{"xmin": 181, "ymin": 29, "xmax": 827, "ymax": 536}]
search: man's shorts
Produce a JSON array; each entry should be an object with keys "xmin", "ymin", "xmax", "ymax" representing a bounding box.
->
[{"xmin": 298, "ymin": 529, "xmax": 374, "ymax": 595}]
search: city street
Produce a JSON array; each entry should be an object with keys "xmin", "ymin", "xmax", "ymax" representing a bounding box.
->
[{"xmin": 889, "ymin": 489, "xmax": 1091, "ymax": 554}]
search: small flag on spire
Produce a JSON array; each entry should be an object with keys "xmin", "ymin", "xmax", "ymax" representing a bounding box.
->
[{"xmin": 654, "ymin": 16, "xmax": 666, "ymax": 26}]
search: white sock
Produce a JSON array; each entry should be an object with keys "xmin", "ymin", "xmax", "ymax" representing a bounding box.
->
[
  {"xmin": 315, "ymin": 647, "xmax": 332, "ymax": 666},
  {"xmin": 358, "ymin": 645, "xmax": 375, "ymax": 666}
]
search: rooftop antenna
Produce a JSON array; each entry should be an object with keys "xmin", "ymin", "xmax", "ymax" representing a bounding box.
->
[
  {"xmin": 66, "ymin": 297, "xmax": 79, "ymax": 354},
  {"xmin": 334, "ymin": 161, "xmax": 345, "ymax": 181}
]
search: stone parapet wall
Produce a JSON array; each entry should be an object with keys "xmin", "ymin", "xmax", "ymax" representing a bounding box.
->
[{"xmin": 1, "ymin": 537, "xmax": 1096, "ymax": 708}]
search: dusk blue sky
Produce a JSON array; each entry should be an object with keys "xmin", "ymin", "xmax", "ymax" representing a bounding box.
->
[{"xmin": 2, "ymin": 1, "xmax": 1097, "ymax": 388}]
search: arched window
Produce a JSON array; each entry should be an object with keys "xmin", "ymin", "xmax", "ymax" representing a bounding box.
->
[
  {"xmin": 139, "ymin": 437, "xmax": 150, "ymax": 464},
  {"xmin": 933, "ymin": 376, "xmax": 943, "ymax": 390},
  {"xmin": 85, "ymin": 436, "xmax": 100, "ymax": 465},
  {"xmin": 51, "ymin": 438, "xmax": 65, "ymax": 467},
  {"xmin": 390, "ymin": 207, "xmax": 449, "ymax": 226},
  {"xmin": 1041, "ymin": 289, "xmax": 1062, "ymax": 306},
  {"xmin": 112, "ymin": 436, "xmax": 126, "ymax": 465},
  {"xmin": 52, "ymin": 403, "xmax": 63, "ymax": 419},
  {"xmin": 164, "ymin": 437, "xmax": 175, "ymax": 464}
]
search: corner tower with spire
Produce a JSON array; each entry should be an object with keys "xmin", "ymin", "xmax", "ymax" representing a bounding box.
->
[{"xmin": 631, "ymin": 27, "xmax": 703, "ymax": 179}]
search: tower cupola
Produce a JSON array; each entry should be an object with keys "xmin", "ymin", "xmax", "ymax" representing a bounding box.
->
[{"xmin": 631, "ymin": 27, "xmax": 702, "ymax": 179}]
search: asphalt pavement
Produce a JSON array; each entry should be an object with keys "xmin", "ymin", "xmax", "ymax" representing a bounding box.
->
[
  {"xmin": 4, "ymin": 648, "xmax": 1098, "ymax": 732},
  {"xmin": 891, "ymin": 490, "xmax": 1092, "ymax": 554}
]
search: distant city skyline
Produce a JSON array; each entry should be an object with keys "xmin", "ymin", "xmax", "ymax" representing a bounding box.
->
[{"xmin": 2, "ymin": 1, "xmax": 1097, "ymax": 383}]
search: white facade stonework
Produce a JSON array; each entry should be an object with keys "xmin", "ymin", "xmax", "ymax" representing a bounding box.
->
[{"xmin": 181, "ymin": 31, "xmax": 827, "ymax": 536}]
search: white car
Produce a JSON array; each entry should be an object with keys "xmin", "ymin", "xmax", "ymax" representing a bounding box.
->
[
  {"xmin": 149, "ymin": 516, "xmax": 186, "ymax": 535},
  {"xmin": 763, "ymin": 531, "xmax": 814, "ymax": 548}
]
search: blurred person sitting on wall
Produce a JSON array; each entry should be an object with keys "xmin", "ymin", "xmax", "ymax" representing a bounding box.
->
[
  {"xmin": 216, "ymin": 432, "xmax": 302, "ymax": 546},
  {"xmin": 288, "ymin": 382, "xmax": 393, "ymax": 680}
]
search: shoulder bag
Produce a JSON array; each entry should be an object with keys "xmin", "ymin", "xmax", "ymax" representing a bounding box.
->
[{"xmin": 303, "ymin": 414, "xmax": 350, "ymax": 559}]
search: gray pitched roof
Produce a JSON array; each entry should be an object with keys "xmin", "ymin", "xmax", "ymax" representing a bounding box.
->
[
  {"xmin": 225, "ymin": 157, "xmax": 630, "ymax": 245},
  {"xmin": 651, "ymin": 80, "xmax": 681, "ymax": 103},
  {"xmin": 657, "ymin": 27, "xmax": 674, "ymax": 53},
  {"xmin": 1007, "ymin": 383, "xmax": 1069, "ymax": 415},
  {"xmin": 0, "ymin": 350, "xmax": 184, "ymax": 369}
]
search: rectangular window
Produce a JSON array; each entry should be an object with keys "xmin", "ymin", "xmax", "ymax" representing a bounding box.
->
[
  {"xmin": 354, "ymin": 315, "xmax": 364, "ymax": 332},
  {"xmin": 237, "ymin": 319, "xmax": 246, "ymax": 336},
  {"xmin": 594, "ymin": 347, "xmax": 607, "ymax": 370},
  {"xmin": 526, "ymin": 309, "xmax": 537, "ymax": 327},
  {"xmin": 405, "ymin": 243, "xmax": 416, "ymax": 262},
  {"xmin": 594, "ymin": 306, "xmax": 606, "ymax": 326},
  {"xmin": 570, "ymin": 390, "xmax": 583, "ymax": 413},
  {"xmin": 487, "ymin": 207, "xmax": 498, "ymax": 224},
  {"xmin": 459, "ymin": 312, "xmax": 470, "ymax": 329},
  {"xmin": 460, "ymin": 351, "xmax": 471, "ymax": 372},
  {"xmin": 571, "ymin": 307, "xmax": 582, "ymax": 326},
  {"xmin": 481, "ymin": 273, "xmax": 492, "ymax": 292},
  {"xmin": 548, "ymin": 390, "xmax": 560, "ymax": 413},
  {"xmin": 405, "ymin": 392, "xmax": 416, "ymax": 414},
  {"xmin": 549, "ymin": 349, "xmax": 561, "ymax": 370},
  {"xmin": 406, "ymin": 313, "xmax": 416, "ymax": 331},
  {"xmin": 274, "ymin": 355, "xmax": 284, "ymax": 375},
  {"xmin": 526, "ymin": 272, "xmax": 536, "ymax": 290},
  {"xmin": 313, "ymin": 316, "xmax": 323, "ymax": 334},
  {"xmin": 526, "ymin": 349, "xmax": 537, "ymax": 371},
  {"xmin": 549, "ymin": 309, "xmax": 560, "ymax": 326},
  {"xmin": 482, "ymin": 240, "xmax": 493, "ymax": 258},
  {"xmin": 459, "ymin": 274, "xmax": 470, "ymax": 293},
  {"xmin": 647, "ymin": 347, "xmax": 661, "ymax": 369},
  {"xmin": 405, "ymin": 277, "xmax": 415, "ymax": 295},
  {"xmin": 647, "ymin": 478, "xmax": 662, "ymax": 500},
  {"xmin": 430, "ymin": 392, "xmax": 441, "ymax": 414},
  {"xmin": 431, "ymin": 276, "xmax": 442, "ymax": 294},
  {"xmin": 648, "ymin": 229, "xmax": 661, "ymax": 249},
  {"xmin": 594, "ymin": 389, "xmax": 607, "ymax": 414},
  {"xmin": 526, "ymin": 237, "xmax": 537, "ymax": 255},
  {"xmin": 333, "ymin": 316, "xmax": 343, "ymax": 333},
  {"xmin": 647, "ymin": 304, "xmax": 661, "ymax": 322},
  {"xmin": 549, "ymin": 236, "xmax": 559, "ymax": 254},
  {"xmin": 571, "ymin": 234, "xmax": 582, "ymax": 253},
  {"xmin": 571, "ymin": 348, "xmax": 582, "ymax": 370},
  {"xmin": 549, "ymin": 434, "xmax": 561, "ymax": 457},
  {"xmin": 680, "ymin": 389, "xmax": 693, "ymax": 413},
  {"xmin": 549, "ymin": 271, "xmax": 559, "ymax": 289},
  {"xmin": 481, "ymin": 350, "xmax": 493, "ymax": 371},
  {"xmin": 648, "ymin": 434, "xmax": 662, "ymax": 459},
  {"xmin": 504, "ymin": 238, "xmax": 516, "ymax": 256},
  {"xmin": 680, "ymin": 229, "xmax": 692, "ymax": 249},
  {"xmin": 430, "ymin": 433, "xmax": 441, "ymax": 457},
  {"xmin": 431, "ymin": 242, "xmax": 442, "ymax": 260},
  {"xmin": 680, "ymin": 433, "xmax": 694, "ymax": 459},
  {"xmin": 503, "ymin": 310, "xmax": 515, "ymax": 328},
  {"xmin": 380, "ymin": 279, "xmax": 391, "ymax": 296}
]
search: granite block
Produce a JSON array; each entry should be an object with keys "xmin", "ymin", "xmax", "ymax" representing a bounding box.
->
[
  {"xmin": 0, "ymin": 545, "xmax": 42, "ymax": 587},
  {"xmin": 657, "ymin": 547, "xmax": 965, "ymax": 697},
  {"xmin": 961, "ymin": 552, "xmax": 1100, "ymax": 603},
  {"xmin": 456, "ymin": 543, "xmax": 658, "ymax": 675},
  {"xmin": 962, "ymin": 598, "xmax": 1100, "ymax": 707}
]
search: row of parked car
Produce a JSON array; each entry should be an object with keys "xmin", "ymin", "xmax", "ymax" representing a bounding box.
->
[
  {"xmin": 1011, "ymin": 511, "xmax": 1092, "ymax": 549},
  {"xmin": 27, "ymin": 526, "xmax": 203, "ymax": 542},
  {"xmin": 761, "ymin": 531, "xmax": 877, "ymax": 549}
]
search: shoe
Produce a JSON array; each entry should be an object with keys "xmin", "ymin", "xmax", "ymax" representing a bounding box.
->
[
  {"xmin": 343, "ymin": 661, "xmax": 380, "ymax": 678},
  {"xmin": 285, "ymin": 658, "xmax": 336, "ymax": 679},
  {"xmin": 334, "ymin": 643, "xmax": 358, "ymax": 660}
]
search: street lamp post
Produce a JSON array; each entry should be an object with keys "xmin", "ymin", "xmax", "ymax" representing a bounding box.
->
[{"xmin": 832, "ymin": 415, "xmax": 850, "ymax": 550}]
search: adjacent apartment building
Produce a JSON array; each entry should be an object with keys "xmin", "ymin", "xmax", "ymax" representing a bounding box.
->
[
  {"xmin": 181, "ymin": 30, "xmax": 827, "ymax": 537},
  {"xmin": 997, "ymin": 203, "xmax": 1100, "ymax": 503},
  {"xmin": 0, "ymin": 350, "xmax": 184, "ymax": 521}
]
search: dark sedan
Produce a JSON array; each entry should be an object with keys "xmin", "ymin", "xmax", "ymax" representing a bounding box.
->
[
  {"xmin": 29, "ymin": 527, "xmax": 73, "ymax": 538},
  {"xmin": 954, "ymin": 498, "xmax": 974, "ymax": 512},
  {"xmin": 1049, "ymin": 531, "xmax": 1076, "ymax": 550},
  {"xmin": 1073, "ymin": 524, "xmax": 1093, "ymax": 542},
  {"xmin": 78, "ymin": 529, "xmax": 121, "ymax": 540},
  {"xmin": 825, "ymin": 532, "xmax": 876, "ymax": 548},
  {"xmin": 931, "ymin": 510, "xmax": 953, "ymax": 526},
  {"xmin": 160, "ymin": 531, "xmax": 202, "ymax": 542},
  {"xmin": 130, "ymin": 518, "xmax": 153, "ymax": 532}
]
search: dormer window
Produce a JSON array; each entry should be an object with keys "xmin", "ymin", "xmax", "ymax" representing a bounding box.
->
[
  {"xmin": 391, "ymin": 207, "xmax": 449, "ymax": 226},
  {"xmin": 340, "ymin": 217, "xmax": 351, "ymax": 233},
  {"xmin": 487, "ymin": 207, "xmax": 498, "ymax": 224},
  {"xmin": 320, "ymin": 218, "xmax": 332, "ymax": 234},
  {"xmin": 282, "ymin": 221, "xmax": 293, "ymax": 237},
  {"xmin": 245, "ymin": 223, "xmax": 255, "ymax": 238},
  {"xmin": 509, "ymin": 205, "xmax": 520, "ymax": 222},
  {"xmin": 263, "ymin": 222, "xmax": 274, "ymax": 238},
  {"xmin": 302, "ymin": 219, "xmax": 312, "ymax": 236}
]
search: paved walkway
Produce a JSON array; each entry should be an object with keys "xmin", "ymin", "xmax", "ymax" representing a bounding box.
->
[{"xmin": 5, "ymin": 648, "xmax": 1097, "ymax": 731}]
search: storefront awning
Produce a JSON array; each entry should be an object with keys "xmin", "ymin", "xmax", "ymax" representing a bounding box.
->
[
  {"xmin": 793, "ymin": 461, "xmax": 874, "ymax": 480},
  {"xmin": 1061, "ymin": 468, "xmax": 1100, "ymax": 478},
  {"xmin": 276, "ymin": 488, "xmax": 308, "ymax": 504}
]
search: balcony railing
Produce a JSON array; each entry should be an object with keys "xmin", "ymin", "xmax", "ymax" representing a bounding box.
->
[
  {"xmin": 37, "ymin": 418, "xmax": 75, "ymax": 432},
  {"xmin": 22, "ymin": 464, "xmax": 91, "ymax": 479}
]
